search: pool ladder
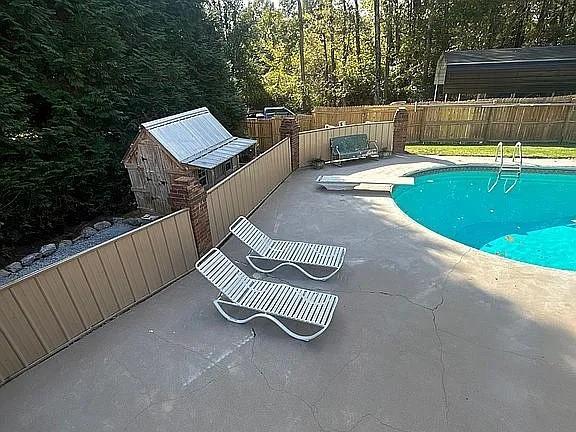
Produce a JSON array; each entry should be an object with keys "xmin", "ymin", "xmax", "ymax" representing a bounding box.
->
[{"xmin": 487, "ymin": 142, "xmax": 523, "ymax": 193}]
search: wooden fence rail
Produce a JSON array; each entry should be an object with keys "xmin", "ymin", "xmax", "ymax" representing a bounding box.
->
[
  {"xmin": 206, "ymin": 137, "xmax": 292, "ymax": 244},
  {"xmin": 244, "ymin": 115, "xmax": 313, "ymax": 151},
  {"xmin": 244, "ymin": 103, "xmax": 576, "ymax": 147},
  {"xmin": 314, "ymin": 103, "xmax": 576, "ymax": 145},
  {"xmin": 0, "ymin": 210, "xmax": 198, "ymax": 384}
]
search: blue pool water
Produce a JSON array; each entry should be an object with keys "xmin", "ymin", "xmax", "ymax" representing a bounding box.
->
[{"xmin": 392, "ymin": 167, "xmax": 576, "ymax": 271}]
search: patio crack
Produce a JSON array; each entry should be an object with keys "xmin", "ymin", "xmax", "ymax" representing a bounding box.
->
[
  {"xmin": 431, "ymin": 295, "xmax": 448, "ymax": 427},
  {"xmin": 248, "ymin": 328, "xmax": 326, "ymax": 431},
  {"xmin": 147, "ymin": 331, "xmax": 228, "ymax": 374},
  {"xmin": 427, "ymin": 247, "xmax": 471, "ymax": 428},
  {"xmin": 438, "ymin": 328, "xmax": 549, "ymax": 365},
  {"xmin": 239, "ymin": 247, "xmax": 471, "ymax": 430},
  {"xmin": 112, "ymin": 358, "xmax": 154, "ymax": 400},
  {"xmin": 248, "ymin": 328, "xmax": 417, "ymax": 432},
  {"xmin": 120, "ymin": 332, "xmax": 231, "ymax": 431},
  {"xmin": 121, "ymin": 375, "xmax": 221, "ymax": 432}
]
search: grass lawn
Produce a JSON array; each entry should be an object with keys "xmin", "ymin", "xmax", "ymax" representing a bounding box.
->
[{"xmin": 405, "ymin": 144, "xmax": 576, "ymax": 159}]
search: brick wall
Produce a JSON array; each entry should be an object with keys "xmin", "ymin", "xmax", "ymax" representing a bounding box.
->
[
  {"xmin": 169, "ymin": 176, "xmax": 213, "ymax": 256},
  {"xmin": 280, "ymin": 117, "xmax": 300, "ymax": 170},
  {"xmin": 392, "ymin": 108, "xmax": 409, "ymax": 153}
]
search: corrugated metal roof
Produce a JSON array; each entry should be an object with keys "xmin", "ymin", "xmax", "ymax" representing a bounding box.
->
[
  {"xmin": 191, "ymin": 137, "xmax": 256, "ymax": 169},
  {"xmin": 435, "ymin": 46, "xmax": 576, "ymax": 93},
  {"xmin": 443, "ymin": 45, "xmax": 576, "ymax": 65},
  {"xmin": 142, "ymin": 107, "xmax": 255, "ymax": 167}
]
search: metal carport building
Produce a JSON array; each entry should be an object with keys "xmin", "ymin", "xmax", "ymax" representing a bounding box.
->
[{"xmin": 434, "ymin": 45, "xmax": 576, "ymax": 99}]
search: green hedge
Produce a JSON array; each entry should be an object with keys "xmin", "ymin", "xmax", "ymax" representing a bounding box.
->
[{"xmin": 0, "ymin": 0, "xmax": 244, "ymax": 255}]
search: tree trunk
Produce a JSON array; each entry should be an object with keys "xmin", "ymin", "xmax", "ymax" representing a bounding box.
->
[
  {"xmin": 393, "ymin": 0, "xmax": 400, "ymax": 55},
  {"xmin": 423, "ymin": 1, "xmax": 434, "ymax": 85},
  {"xmin": 329, "ymin": 1, "xmax": 336, "ymax": 80},
  {"xmin": 296, "ymin": 0, "xmax": 308, "ymax": 110},
  {"xmin": 535, "ymin": 0, "xmax": 550, "ymax": 42},
  {"xmin": 374, "ymin": 0, "xmax": 382, "ymax": 103},
  {"xmin": 354, "ymin": 0, "xmax": 361, "ymax": 60},
  {"xmin": 342, "ymin": 0, "xmax": 349, "ymax": 65},
  {"xmin": 384, "ymin": 0, "xmax": 393, "ymax": 101},
  {"xmin": 322, "ymin": 33, "xmax": 329, "ymax": 81},
  {"xmin": 514, "ymin": 0, "xmax": 530, "ymax": 47}
]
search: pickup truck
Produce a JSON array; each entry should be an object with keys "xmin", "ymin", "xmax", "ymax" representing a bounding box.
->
[{"xmin": 247, "ymin": 106, "xmax": 296, "ymax": 119}]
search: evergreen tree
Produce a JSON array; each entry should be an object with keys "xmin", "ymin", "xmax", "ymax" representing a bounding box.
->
[{"xmin": 0, "ymin": 0, "xmax": 244, "ymax": 257}]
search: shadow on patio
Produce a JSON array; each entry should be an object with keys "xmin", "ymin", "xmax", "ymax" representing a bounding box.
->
[{"xmin": 1, "ymin": 156, "xmax": 575, "ymax": 432}]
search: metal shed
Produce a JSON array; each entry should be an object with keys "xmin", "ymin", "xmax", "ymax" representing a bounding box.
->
[
  {"xmin": 434, "ymin": 46, "xmax": 576, "ymax": 98},
  {"xmin": 123, "ymin": 107, "xmax": 257, "ymax": 213}
]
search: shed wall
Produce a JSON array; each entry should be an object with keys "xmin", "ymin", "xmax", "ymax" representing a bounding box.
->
[{"xmin": 124, "ymin": 131, "xmax": 190, "ymax": 214}]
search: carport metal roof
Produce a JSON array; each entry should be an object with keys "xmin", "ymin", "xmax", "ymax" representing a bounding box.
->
[{"xmin": 434, "ymin": 46, "xmax": 576, "ymax": 95}]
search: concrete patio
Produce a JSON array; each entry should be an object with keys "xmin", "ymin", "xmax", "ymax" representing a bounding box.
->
[{"xmin": 1, "ymin": 155, "xmax": 576, "ymax": 432}]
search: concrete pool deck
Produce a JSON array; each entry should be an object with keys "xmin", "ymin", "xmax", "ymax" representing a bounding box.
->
[{"xmin": 1, "ymin": 155, "xmax": 575, "ymax": 432}]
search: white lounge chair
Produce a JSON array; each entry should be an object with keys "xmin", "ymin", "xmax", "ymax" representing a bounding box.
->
[
  {"xmin": 229, "ymin": 216, "xmax": 346, "ymax": 281},
  {"xmin": 196, "ymin": 248, "xmax": 339, "ymax": 341}
]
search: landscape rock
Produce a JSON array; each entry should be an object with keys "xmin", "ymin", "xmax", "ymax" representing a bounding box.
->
[
  {"xmin": 5, "ymin": 261, "xmax": 23, "ymax": 273},
  {"xmin": 81, "ymin": 226, "xmax": 97, "ymax": 238},
  {"xmin": 112, "ymin": 217, "xmax": 124, "ymax": 224},
  {"xmin": 40, "ymin": 243, "xmax": 57, "ymax": 257},
  {"xmin": 59, "ymin": 239, "xmax": 73, "ymax": 249},
  {"xmin": 21, "ymin": 253, "xmax": 42, "ymax": 267},
  {"xmin": 73, "ymin": 235, "xmax": 84, "ymax": 243},
  {"xmin": 141, "ymin": 214, "xmax": 160, "ymax": 222},
  {"xmin": 0, "ymin": 269, "xmax": 12, "ymax": 278},
  {"xmin": 93, "ymin": 221, "xmax": 112, "ymax": 231},
  {"xmin": 124, "ymin": 217, "xmax": 143, "ymax": 227}
]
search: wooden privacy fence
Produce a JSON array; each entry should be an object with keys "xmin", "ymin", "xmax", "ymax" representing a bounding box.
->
[
  {"xmin": 206, "ymin": 137, "xmax": 292, "ymax": 244},
  {"xmin": 312, "ymin": 106, "xmax": 402, "ymax": 126},
  {"xmin": 244, "ymin": 114, "xmax": 313, "ymax": 151},
  {"xmin": 244, "ymin": 117, "xmax": 283, "ymax": 151},
  {"xmin": 0, "ymin": 210, "xmax": 198, "ymax": 384},
  {"xmin": 246, "ymin": 104, "xmax": 576, "ymax": 146},
  {"xmin": 313, "ymin": 103, "xmax": 576, "ymax": 145},
  {"xmin": 299, "ymin": 121, "xmax": 394, "ymax": 165}
]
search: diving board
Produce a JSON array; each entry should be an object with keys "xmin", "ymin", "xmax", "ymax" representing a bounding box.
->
[{"xmin": 316, "ymin": 175, "xmax": 414, "ymax": 191}]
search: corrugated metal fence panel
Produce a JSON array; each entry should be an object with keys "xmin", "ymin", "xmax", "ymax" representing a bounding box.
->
[
  {"xmin": 0, "ymin": 209, "xmax": 198, "ymax": 384},
  {"xmin": 206, "ymin": 138, "xmax": 292, "ymax": 244},
  {"xmin": 298, "ymin": 122, "xmax": 394, "ymax": 165}
]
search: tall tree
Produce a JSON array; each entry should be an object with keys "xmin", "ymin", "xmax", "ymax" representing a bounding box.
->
[
  {"xmin": 0, "ymin": 0, "xmax": 244, "ymax": 256},
  {"xmin": 353, "ymin": 0, "xmax": 361, "ymax": 60},
  {"xmin": 374, "ymin": 0, "xmax": 382, "ymax": 103},
  {"xmin": 296, "ymin": 0, "xmax": 308, "ymax": 109}
]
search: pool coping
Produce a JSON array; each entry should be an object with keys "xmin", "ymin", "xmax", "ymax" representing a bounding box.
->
[{"xmin": 401, "ymin": 162, "xmax": 576, "ymax": 178}]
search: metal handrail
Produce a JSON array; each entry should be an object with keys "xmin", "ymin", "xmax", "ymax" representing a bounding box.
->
[
  {"xmin": 488, "ymin": 141, "xmax": 523, "ymax": 193},
  {"xmin": 511, "ymin": 141, "xmax": 523, "ymax": 172},
  {"xmin": 494, "ymin": 142, "xmax": 504, "ymax": 167}
]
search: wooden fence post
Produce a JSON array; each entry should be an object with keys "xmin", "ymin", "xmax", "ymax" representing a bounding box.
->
[
  {"xmin": 169, "ymin": 176, "xmax": 213, "ymax": 256},
  {"xmin": 417, "ymin": 105, "xmax": 425, "ymax": 143},
  {"xmin": 482, "ymin": 105, "xmax": 494, "ymax": 143},
  {"xmin": 559, "ymin": 105, "xmax": 572, "ymax": 145}
]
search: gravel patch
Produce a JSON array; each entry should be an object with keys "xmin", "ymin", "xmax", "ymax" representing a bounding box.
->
[{"xmin": 0, "ymin": 223, "xmax": 136, "ymax": 287}]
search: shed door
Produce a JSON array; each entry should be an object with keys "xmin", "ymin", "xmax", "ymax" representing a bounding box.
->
[{"xmin": 138, "ymin": 145, "xmax": 171, "ymax": 214}]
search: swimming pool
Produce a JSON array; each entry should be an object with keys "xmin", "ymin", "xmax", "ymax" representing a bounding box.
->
[{"xmin": 392, "ymin": 166, "xmax": 576, "ymax": 271}]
